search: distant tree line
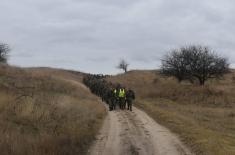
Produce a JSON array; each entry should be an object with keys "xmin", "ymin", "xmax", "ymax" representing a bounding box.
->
[{"xmin": 161, "ymin": 45, "xmax": 229, "ymax": 85}]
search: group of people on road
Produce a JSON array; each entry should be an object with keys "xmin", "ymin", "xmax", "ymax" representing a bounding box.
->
[{"xmin": 83, "ymin": 74, "xmax": 135, "ymax": 111}]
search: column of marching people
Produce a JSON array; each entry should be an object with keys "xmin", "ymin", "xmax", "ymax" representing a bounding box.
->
[{"xmin": 83, "ymin": 74, "xmax": 135, "ymax": 111}]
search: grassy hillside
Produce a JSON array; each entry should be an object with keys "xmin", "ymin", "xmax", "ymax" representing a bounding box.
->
[
  {"xmin": 0, "ymin": 65, "xmax": 106, "ymax": 155},
  {"xmin": 107, "ymin": 70, "xmax": 235, "ymax": 155}
]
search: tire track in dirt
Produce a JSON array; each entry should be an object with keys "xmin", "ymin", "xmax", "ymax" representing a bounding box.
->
[{"xmin": 88, "ymin": 106, "xmax": 193, "ymax": 155}]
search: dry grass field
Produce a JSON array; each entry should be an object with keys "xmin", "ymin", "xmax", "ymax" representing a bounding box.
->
[
  {"xmin": 107, "ymin": 70, "xmax": 235, "ymax": 155},
  {"xmin": 0, "ymin": 65, "xmax": 106, "ymax": 155}
]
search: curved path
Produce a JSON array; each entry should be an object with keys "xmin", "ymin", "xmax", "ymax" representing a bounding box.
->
[{"xmin": 88, "ymin": 106, "xmax": 193, "ymax": 155}]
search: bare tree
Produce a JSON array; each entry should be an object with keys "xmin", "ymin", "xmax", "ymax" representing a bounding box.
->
[
  {"xmin": 161, "ymin": 49, "xmax": 190, "ymax": 82},
  {"xmin": 117, "ymin": 59, "xmax": 129, "ymax": 73},
  {"xmin": 185, "ymin": 46, "xmax": 229, "ymax": 85},
  {"xmin": 161, "ymin": 45, "xmax": 229, "ymax": 85},
  {"xmin": 0, "ymin": 43, "xmax": 10, "ymax": 64}
]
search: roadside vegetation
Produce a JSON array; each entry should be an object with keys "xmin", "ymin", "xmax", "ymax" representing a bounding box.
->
[
  {"xmin": 161, "ymin": 45, "xmax": 229, "ymax": 85},
  {"xmin": 0, "ymin": 64, "xmax": 106, "ymax": 155},
  {"xmin": 107, "ymin": 70, "xmax": 235, "ymax": 155}
]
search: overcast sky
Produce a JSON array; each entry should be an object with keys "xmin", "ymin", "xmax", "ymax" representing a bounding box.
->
[{"xmin": 1, "ymin": 0, "xmax": 235, "ymax": 74}]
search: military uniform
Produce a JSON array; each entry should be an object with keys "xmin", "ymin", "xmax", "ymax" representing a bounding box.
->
[
  {"xmin": 112, "ymin": 89, "xmax": 118, "ymax": 110},
  {"xmin": 126, "ymin": 89, "xmax": 135, "ymax": 111}
]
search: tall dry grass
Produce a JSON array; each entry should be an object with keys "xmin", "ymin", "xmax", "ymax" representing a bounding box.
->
[
  {"xmin": 107, "ymin": 70, "xmax": 235, "ymax": 155},
  {"xmin": 0, "ymin": 64, "xmax": 106, "ymax": 155}
]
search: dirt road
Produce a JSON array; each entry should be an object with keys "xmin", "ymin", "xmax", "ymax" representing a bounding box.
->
[{"xmin": 88, "ymin": 107, "xmax": 193, "ymax": 155}]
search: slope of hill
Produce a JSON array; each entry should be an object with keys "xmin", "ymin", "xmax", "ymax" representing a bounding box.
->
[
  {"xmin": 0, "ymin": 65, "xmax": 106, "ymax": 155},
  {"xmin": 107, "ymin": 70, "xmax": 235, "ymax": 155}
]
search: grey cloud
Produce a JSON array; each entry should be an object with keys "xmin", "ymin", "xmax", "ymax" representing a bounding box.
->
[
  {"xmin": 87, "ymin": 57, "xmax": 109, "ymax": 62},
  {"xmin": 11, "ymin": 52, "xmax": 34, "ymax": 58},
  {"xmin": 1, "ymin": 0, "xmax": 235, "ymax": 74}
]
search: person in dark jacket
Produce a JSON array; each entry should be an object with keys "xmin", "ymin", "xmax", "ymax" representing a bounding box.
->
[
  {"xmin": 112, "ymin": 88, "xmax": 118, "ymax": 110},
  {"xmin": 126, "ymin": 89, "xmax": 135, "ymax": 111}
]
